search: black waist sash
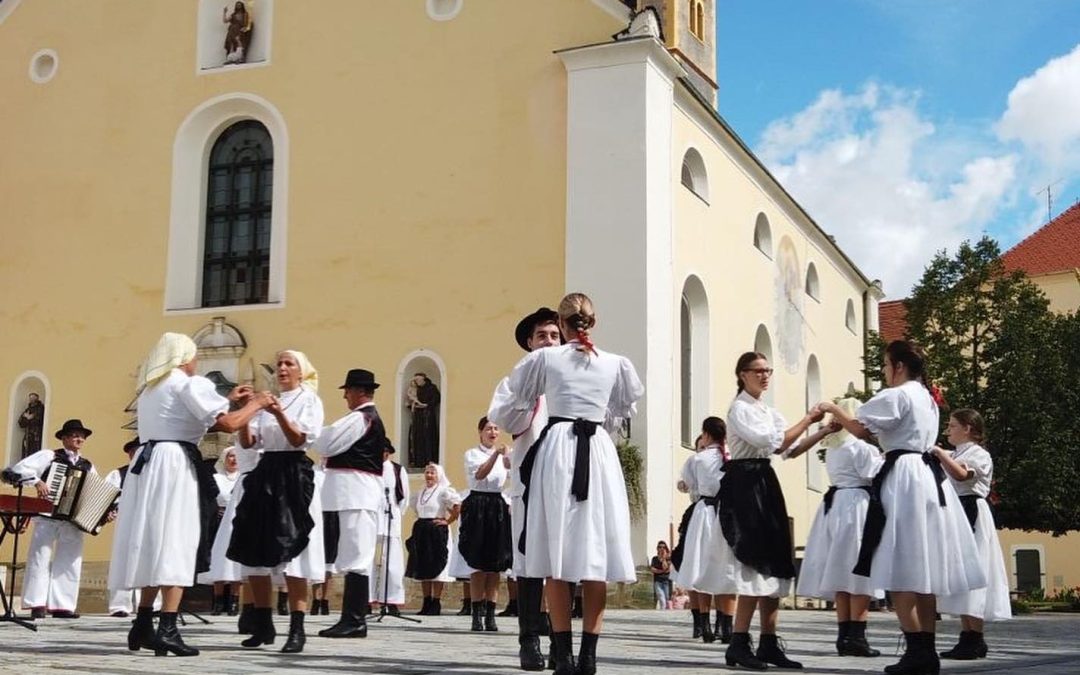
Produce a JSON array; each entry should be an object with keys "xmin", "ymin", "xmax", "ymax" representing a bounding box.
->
[
  {"xmin": 130, "ymin": 439, "xmax": 220, "ymax": 575},
  {"xmin": 853, "ymin": 449, "xmax": 947, "ymax": 577},
  {"xmin": 716, "ymin": 458, "xmax": 796, "ymax": 580},
  {"xmin": 958, "ymin": 494, "xmax": 983, "ymax": 531},
  {"xmin": 517, "ymin": 416, "xmax": 600, "ymax": 554},
  {"xmin": 823, "ymin": 485, "xmax": 871, "ymax": 514}
]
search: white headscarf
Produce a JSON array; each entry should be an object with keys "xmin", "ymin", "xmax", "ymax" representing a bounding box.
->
[
  {"xmin": 214, "ymin": 446, "xmax": 239, "ymax": 475},
  {"xmin": 138, "ymin": 332, "xmax": 197, "ymax": 390},
  {"xmin": 821, "ymin": 397, "xmax": 863, "ymax": 449},
  {"xmin": 425, "ymin": 462, "xmax": 450, "ymax": 488},
  {"xmin": 279, "ymin": 349, "xmax": 319, "ymax": 393}
]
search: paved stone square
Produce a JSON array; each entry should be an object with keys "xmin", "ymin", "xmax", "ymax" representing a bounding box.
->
[{"xmin": 1, "ymin": 608, "xmax": 1077, "ymax": 674}]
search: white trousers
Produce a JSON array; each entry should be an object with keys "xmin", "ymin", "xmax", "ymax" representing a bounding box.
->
[
  {"xmin": 333, "ymin": 509, "xmax": 378, "ymax": 576},
  {"xmin": 372, "ymin": 535, "xmax": 405, "ymax": 604},
  {"xmin": 22, "ymin": 519, "xmax": 84, "ymax": 612}
]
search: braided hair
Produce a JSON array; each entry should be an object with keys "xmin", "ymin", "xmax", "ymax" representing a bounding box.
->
[{"xmin": 558, "ymin": 292, "xmax": 597, "ymax": 355}]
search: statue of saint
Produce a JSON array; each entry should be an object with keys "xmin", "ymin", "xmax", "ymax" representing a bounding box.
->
[
  {"xmin": 17, "ymin": 392, "xmax": 45, "ymax": 459},
  {"xmin": 406, "ymin": 373, "xmax": 440, "ymax": 468},
  {"xmin": 222, "ymin": 1, "xmax": 254, "ymax": 64}
]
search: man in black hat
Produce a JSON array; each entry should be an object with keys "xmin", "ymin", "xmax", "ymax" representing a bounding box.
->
[
  {"xmin": 488, "ymin": 307, "xmax": 562, "ymax": 670},
  {"xmin": 312, "ymin": 369, "xmax": 387, "ymax": 638},
  {"xmin": 5, "ymin": 418, "xmax": 96, "ymax": 619}
]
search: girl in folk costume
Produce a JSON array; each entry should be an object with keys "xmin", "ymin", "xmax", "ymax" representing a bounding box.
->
[
  {"xmin": 110, "ymin": 332, "xmax": 270, "ymax": 657},
  {"xmin": 720, "ymin": 351, "xmax": 825, "ymax": 671},
  {"xmin": 669, "ymin": 434, "xmax": 705, "ymax": 639},
  {"xmin": 227, "ymin": 349, "xmax": 326, "ymax": 654},
  {"xmin": 934, "ymin": 409, "xmax": 1011, "ymax": 660},
  {"xmin": 818, "ymin": 340, "xmax": 985, "ymax": 675},
  {"xmin": 503, "ymin": 292, "xmax": 644, "ymax": 675},
  {"xmin": 792, "ymin": 398, "xmax": 886, "ymax": 658},
  {"xmin": 458, "ymin": 417, "xmax": 514, "ymax": 632},
  {"xmin": 406, "ymin": 462, "xmax": 462, "ymax": 615},
  {"xmin": 206, "ymin": 446, "xmax": 242, "ymax": 616}
]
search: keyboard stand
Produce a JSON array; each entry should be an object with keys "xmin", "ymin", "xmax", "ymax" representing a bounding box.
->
[{"xmin": 0, "ymin": 486, "xmax": 40, "ymax": 631}]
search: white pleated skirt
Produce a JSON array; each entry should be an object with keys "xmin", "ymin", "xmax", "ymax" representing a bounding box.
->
[
  {"xmin": 241, "ymin": 469, "xmax": 326, "ymax": 584},
  {"xmin": 938, "ymin": 499, "xmax": 1012, "ymax": 621},
  {"xmin": 797, "ymin": 488, "xmax": 884, "ymax": 600},
  {"xmin": 108, "ymin": 442, "xmax": 200, "ymax": 589},
  {"xmin": 199, "ymin": 474, "xmax": 246, "ymax": 584},
  {"xmin": 670, "ymin": 501, "xmax": 730, "ymax": 594},
  {"xmin": 448, "ymin": 524, "xmax": 476, "ymax": 580},
  {"xmin": 867, "ymin": 455, "xmax": 986, "ymax": 595},
  {"xmin": 521, "ymin": 425, "xmax": 636, "ymax": 583},
  {"xmin": 510, "ymin": 495, "xmax": 527, "ymax": 577}
]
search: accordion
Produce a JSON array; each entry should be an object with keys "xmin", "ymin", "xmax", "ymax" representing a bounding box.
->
[{"xmin": 43, "ymin": 462, "xmax": 120, "ymax": 535}]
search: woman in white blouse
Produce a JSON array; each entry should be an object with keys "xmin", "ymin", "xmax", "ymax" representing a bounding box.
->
[
  {"xmin": 934, "ymin": 409, "xmax": 1011, "ymax": 660},
  {"xmin": 719, "ymin": 351, "xmax": 824, "ymax": 671},
  {"xmin": 819, "ymin": 340, "xmax": 984, "ymax": 675},
  {"xmin": 208, "ymin": 447, "xmax": 241, "ymax": 615},
  {"xmin": 227, "ymin": 349, "xmax": 326, "ymax": 654},
  {"xmin": 405, "ymin": 462, "xmax": 462, "ymax": 615},
  {"xmin": 500, "ymin": 293, "xmax": 643, "ymax": 675}
]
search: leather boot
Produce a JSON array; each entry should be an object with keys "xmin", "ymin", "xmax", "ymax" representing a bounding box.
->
[
  {"xmin": 281, "ymin": 610, "xmax": 306, "ymax": 653},
  {"xmin": 724, "ymin": 632, "xmax": 767, "ymax": 670},
  {"xmin": 153, "ymin": 612, "xmax": 199, "ymax": 657},
  {"xmin": 237, "ymin": 603, "xmax": 255, "ymax": 634},
  {"xmin": 498, "ymin": 599, "xmax": 519, "ymax": 617},
  {"xmin": 718, "ymin": 612, "xmax": 733, "ymax": 644},
  {"xmin": 516, "ymin": 577, "xmax": 545, "ymax": 671},
  {"xmin": 485, "ymin": 600, "xmax": 499, "ymax": 632},
  {"xmin": 429, "ymin": 598, "xmax": 441, "ymax": 616},
  {"xmin": 277, "ymin": 591, "xmax": 289, "ymax": 616},
  {"xmin": 940, "ymin": 630, "xmax": 982, "ymax": 659},
  {"xmin": 577, "ymin": 631, "xmax": 598, "ymax": 675},
  {"xmin": 885, "ymin": 631, "xmax": 934, "ymax": 675},
  {"xmin": 973, "ymin": 631, "xmax": 988, "ymax": 658},
  {"xmin": 241, "ymin": 607, "xmax": 276, "ymax": 648},
  {"xmin": 457, "ymin": 598, "xmax": 472, "ymax": 616},
  {"xmin": 841, "ymin": 620, "xmax": 880, "ymax": 657},
  {"xmin": 540, "ymin": 611, "xmax": 551, "ymax": 637},
  {"xmin": 836, "ymin": 620, "xmax": 850, "ymax": 655},
  {"xmin": 320, "ymin": 598, "xmax": 330, "ymax": 616},
  {"xmin": 757, "ymin": 633, "xmax": 803, "ymax": 669},
  {"xmin": 700, "ymin": 610, "xmax": 716, "ymax": 644},
  {"xmin": 550, "ymin": 631, "xmax": 575, "ymax": 675},
  {"xmin": 318, "ymin": 573, "xmax": 369, "ymax": 638},
  {"xmin": 691, "ymin": 608, "xmax": 702, "ymax": 639},
  {"xmin": 127, "ymin": 606, "xmax": 156, "ymax": 651},
  {"xmin": 417, "ymin": 596, "xmax": 430, "ymax": 615},
  {"xmin": 571, "ymin": 594, "xmax": 583, "ymax": 619},
  {"xmin": 211, "ymin": 592, "xmax": 224, "ymax": 616},
  {"xmin": 920, "ymin": 632, "xmax": 941, "ymax": 674},
  {"xmin": 471, "ymin": 599, "xmax": 485, "ymax": 632}
]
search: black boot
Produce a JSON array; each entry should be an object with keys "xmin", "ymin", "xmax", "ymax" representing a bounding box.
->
[
  {"xmin": 418, "ymin": 596, "xmax": 431, "ymax": 615},
  {"xmin": 725, "ymin": 632, "xmax": 767, "ymax": 670},
  {"xmin": 550, "ymin": 631, "xmax": 576, "ymax": 675},
  {"xmin": 718, "ymin": 612, "xmax": 733, "ymax": 644},
  {"xmin": 921, "ymin": 632, "xmax": 941, "ymax": 674},
  {"xmin": 519, "ymin": 634, "xmax": 545, "ymax": 671},
  {"xmin": 540, "ymin": 611, "xmax": 551, "ymax": 637},
  {"xmin": 484, "ymin": 600, "xmax": 499, "ymax": 632},
  {"xmin": 517, "ymin": 577, "xmax": 545, "ymax": 671},
  {"xmin": 277, "ymin": 591, "xmax": 289, "ymax": 616},
  {"xmin": 885, "ymin": 631, "xmax": 938, "ymax": 675},
  {"xmin": 836, "ymin": 620, "xmax": 850, "ymax": 655},
  {"xmin": 457, "ymin": 598, "xmax": 472, "ymax": 616},
  {"xmin": 319, "ymin": 598, "xmax": 330, "ymax": 616},
  {"xmin": 429, "ymin": 598, "xmax": 442, "ymax": 616},
  {"xmin": 281, "ymin": 610, "xmax": 306, "ymax": 653},
  {"xmin": 577, "ymin": 631, "xmax": 598, "ymax": 675},
  {"xmin": 471, "ymin": 599, "xmax": 485, "ymax": 632},
  {"xmin": 499, "ymin": 599, "xmax": 519, "ymax": 617},
  {"xmin": 691, "ymin": 608, "xmax": 702, "ymax": 639},
  {"xmin": 225, "ymin": 594, "xmax": 239, "ymax": 617},
  {"xmin": 757, "ymin": 633, "xmax": 803, "ymax": 669},
  {"xmin": 127, "ymin": 606, "xmax": 156, "ymax": 651},
  {"xmin": 699, "ymin": 611, "xmax": 716, "ymax": 644},
  {"xmin": 318, "ymin": 573, "xmax": 369, "ymax": 638},
  {"xmin": 211, "ymin": 592, "xmax": 224, "ymax": 616},
  {"xmin": 153, "ymin": 612, "xmax": 199, "ymax": 657},
  {"xmin": 841, "ymin": 620, "xmax": 880, "ymax": 657},
  {"xmin": 940, "ymin": 630, "xmax": 979, "ymax": 659},
  {"xmin": 972, "ymin": 631, "xmax": 988, "ymax": 658},
  {"xmin": 241, "ymin": 607, "xmax": 276, "ymax": 648},
  {"xmin": 237, "ymin": 603, "xmax": 255, "ymax": 634},
  {"xmin": 571, "ymin": 594, "xmax": 583, "ymax": 619}
]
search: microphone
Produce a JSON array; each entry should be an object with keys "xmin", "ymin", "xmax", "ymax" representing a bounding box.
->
[{"xmin": 1, "ymin": 468, "xmax": 31, "ymax": 487}]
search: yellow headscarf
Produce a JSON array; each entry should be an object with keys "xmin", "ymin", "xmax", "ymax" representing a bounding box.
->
[
  {"xmin": 279, "ymin": 349, "xmax": 319, "ymax": 393},
  {"xmin": 821, "ymin": 397, "xmax": 862, "ymax": 450},
  {"xmin": 138, "ymin": 332, "xmax": 197, "ymax": 390}
]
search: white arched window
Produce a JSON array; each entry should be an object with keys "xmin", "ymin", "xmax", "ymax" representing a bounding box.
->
[
  {"xmin": 805, "ymin": 355, "xmax": 826, "ymax": 491},
  {"xmin": 395, "ymin": 350, "xmax": 448, "ymax": 470},
  {"xmin": 7, "ymin": 372, "xmax": 50, "ymax": 466},
  {"xmin": 680, "ymin": 276, "xmax": 710, "ymax": 446},
  {"xmin": 845, "ymin": 298, "xmax": 857, "ymax": 333},
  {"xmin": 753, "ymin": 212, "xmax": 773, "ymax": 258},
  {"xmin": 680, "ymin": 148, "xmax": 709, "ymax": 203},
  {"xmin": 805, "ymin": 262, "xmax": 820, "ymax": 301}
]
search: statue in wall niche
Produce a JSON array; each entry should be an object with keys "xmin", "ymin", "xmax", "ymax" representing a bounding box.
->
[
  {"xmin": 406, "ymin": 373, "xmax": 441, "ymax": 468},
  {"xmin": 17, "ymin": 392, "xmax": 45, "ymax": 460},
  {"xmin": 222, "ymin": 1, "xmax": 254, "ymax": 65}
]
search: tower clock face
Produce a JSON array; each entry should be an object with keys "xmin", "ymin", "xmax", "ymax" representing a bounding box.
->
[{"xmin": 774, "ymin": 237, "xmax": 804, "ymax": 373}]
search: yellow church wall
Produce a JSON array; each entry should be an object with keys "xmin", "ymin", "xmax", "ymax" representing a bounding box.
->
[
  {"xmin": 1031, "ymin": 270, "xmax": 1080, "ymax": 314},
  {"xmin": 997, "ymin": 529, "xmax": 1080, "ymax": 594}
]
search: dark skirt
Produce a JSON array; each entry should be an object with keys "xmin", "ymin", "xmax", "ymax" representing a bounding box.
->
[
  {"xmin": 717, "ymin": 458, "xmax": 796, "ymax": 580},
  {"xmin": 458, "ymin": 491, "xmax": 512, "ymax": 573},
  {"xmin": 323, "ymin": 510, "xmax": 340, "ymax": 565},
  {"xmin": 669, "ymin": 500, "xmax": 697, "ymax": 572},
  {"xmin": 405, "ymin": 518, "xmax": 450, "ymax": 580},
  {"xmin": 227, "ymin": 452, "xmax": 315, "ymax": 568}
]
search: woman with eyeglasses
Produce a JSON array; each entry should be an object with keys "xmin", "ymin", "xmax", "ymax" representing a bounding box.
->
[{"xmin": 719, "ymin": 351, "xmax": 824, "ymax": 670}]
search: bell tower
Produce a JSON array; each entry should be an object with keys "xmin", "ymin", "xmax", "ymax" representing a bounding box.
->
[{"xmin": 637, "ymin": 1, "xmax": 718, "ymax": 105}]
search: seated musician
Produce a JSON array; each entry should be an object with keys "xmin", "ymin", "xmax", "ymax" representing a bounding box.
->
[{"xmin": 5, "ymin": 419, "xmax": 97, "ymax": 619}]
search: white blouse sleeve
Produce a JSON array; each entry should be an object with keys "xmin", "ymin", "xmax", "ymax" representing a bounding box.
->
[
  {"xmin": 464, "ymin": 448, "xmax": 487, "ymax": 481},
  {"xmin": 962, "ymin": 447, "xmax": 994, "ymax": 484},
  {"xmin": 104, "ymin": 468, "xmax": 123, "ymax": 490},
  {"xmin": 9, "ymin": 449, "xmax": 56, "ymax": 483},
  {"xmin": 856, "ymin": 388, "xmax": 910, "ymax": 434},
  {"xmin": 440, "ymin": 486, "xmax": 462, "ymax": 511},
  {"xmin": 180, "ymin": 375, "xmax": 231, "ymax": 428},
  {"xmin": 608, "ymin": 356, "xmax": 645, "ymax": 420},
  {"xmin": 727, "ymin": 399, "xmax": 784, "ymax": 452},
  {"xmin": 505, "ymin": 350, "xmax": 548, "ymax": 414},
  {"xmin": 292, "ymin": 391, "xmax": 326, "ymax": 448},
  {"xmin": 850, "ymin": 439, "xmax": 885, "ymax": 479},
  {"xmin": 313, "ymin": 410, "xmax": 369, "ymax": 458},
  {"xmin": 679, "ymin": 456, "xmax": 698, "ymax": 494},
  {"xmin": 488, "ymin": 377, "xmax": 536, "ymax": 436}
]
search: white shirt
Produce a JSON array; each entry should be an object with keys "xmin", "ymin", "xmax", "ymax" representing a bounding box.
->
[
  {"xmin": 10, "ymin": 448, "xmax": 97, "ymax": 489},
  {"xmin": 411, "ymin": 483, "xmax": 461, "ymax": 520},
  {"xmin": 949, "ymin": 442, "xmax": 993, "ymax": 497},
  {"xmin": 685, "ymin": 446, "xmax": 725, "ymax": 499},
  {"xmin": 825, "ymin": 438, "xmax": 883, "ymax": 488},
  {"xmin": 104, "ymin": 467, "xmax": 125, "ymax": 491},
  {"xmin": 856, "ymin": 381, "xmax": 940, "ymax": 453},
  {"xmin": 213, "ymin": 471, "xmax": 241, "ymax": 508},
  {"xmin": 247, "ymin": 387, "xmax": 324, "ymax": 453},
  {"xmin": 313, "ymin": 402, "xmax": 384, "ymax": 512},
  {"xmin": 677, "ymin": 454, "xmax": 699, "ymax": 501},
  {"xmin": 464, "ymin": 445, "xmax": 508, "ymax": 493},
  {"xmin": 378, "ymin": 460, "xmax": 410, "ymax": 538},
  {"xmin": 487, "ymin": 377, "xmax": 548, "ymax": 498},
  {"xmin": 726, "ymin": 390, "xmax": 786, "ymax": 460},
  {"xmin": 137, "ymin": 369, "xmax": 230, "ymax": 444}
]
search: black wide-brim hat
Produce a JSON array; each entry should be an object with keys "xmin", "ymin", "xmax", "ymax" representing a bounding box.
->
[
  {"xmin": 55, "ymin": 418, "xmax": 93, "ymax": 439},
  {"xmin": 515, "ymin": 307, "xmax": 562, "ymax": 352},
  {"xmin": 338, "ymin": 368, "xmax": 380, "ymax": 390}
]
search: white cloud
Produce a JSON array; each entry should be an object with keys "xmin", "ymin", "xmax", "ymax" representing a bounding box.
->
[
  {"xmin": 997, "ymin": 43, "xmax": 1080, "ymax": 171},
  {"xmin": 757, "ymin": 84, "xmax": 1018, "ymax": 298}
]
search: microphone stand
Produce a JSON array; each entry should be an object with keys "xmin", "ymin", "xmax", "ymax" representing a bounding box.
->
[{"xmin": 372, "ymin": 486, "xmax": 419, "ymax": 624}]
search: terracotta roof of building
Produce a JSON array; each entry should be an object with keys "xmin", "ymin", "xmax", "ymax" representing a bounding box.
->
[
  {"xmin": 878, "ymin": 300, "xmax": 908, "ymax": 343},
  {"xmin": 1002, "ymin": 203, "xmax": 1080, "ymax": 276}
]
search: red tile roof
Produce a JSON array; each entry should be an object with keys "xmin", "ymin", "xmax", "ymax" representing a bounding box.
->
[
  {"xmin": 878, "ymin": 300, "xmax": 908, "ymax": 343},
  {"xmin": 1002, "ymin": 202, "xmax": 1080, "ymax": 277}
]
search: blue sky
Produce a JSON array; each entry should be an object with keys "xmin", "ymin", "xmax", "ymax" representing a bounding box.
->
[{"xmin": 716, "ymin": 0, "xmax": 1080, "ymax": 298}]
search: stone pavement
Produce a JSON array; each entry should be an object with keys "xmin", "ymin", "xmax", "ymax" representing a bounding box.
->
[{"xmin": 1, "ymin": 608, "xmax": 1077, "ymax": 674}]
